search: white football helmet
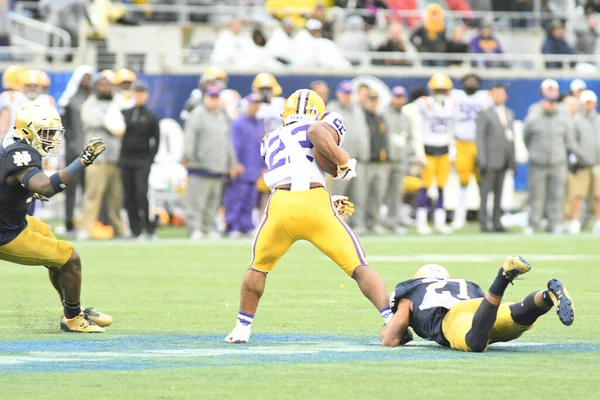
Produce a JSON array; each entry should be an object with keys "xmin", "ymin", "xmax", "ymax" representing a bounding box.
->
[{"xmin": 412, "ymin": 264, "xmax": 450, "ymax": 280}]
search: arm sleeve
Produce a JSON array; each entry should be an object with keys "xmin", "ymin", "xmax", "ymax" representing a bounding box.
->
[
  {"xmin": 316, "ymin": 111, "xmax": 347, "ymax": 145},
  {"xmin": 475, "ymin": 112, "xmax": 487, "ymax": 164},
  {"xmin": 183, "ymin": 112, "xmax": 199, "ymax": 162},
  {"xmin": 148, "ymin": 116, "xmax": 161, "ymax": 163},
  {"xmin": 2, "ymin": 145, "xmax": 43, "ymax": 182}
]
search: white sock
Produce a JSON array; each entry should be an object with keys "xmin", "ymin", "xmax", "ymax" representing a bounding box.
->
[
  {"xmin": 416, "ymin": 208, "xmax": 428, "ymax": 227},
  {"xmin": 236, "ymin": 311, "xmax": 254, "ymax": 328},
  {"xmin": 454, "ymin": 187, "xmax": 468, "ymax": 223}
]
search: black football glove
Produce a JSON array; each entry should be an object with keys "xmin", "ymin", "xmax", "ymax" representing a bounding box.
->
[
  {"xmin": 400, "ymin": 328, "xmax": 414, "ymax": 346},
  {"xmin": 80, "ymin": 138, "xmax": 106, "ymax": 166}
]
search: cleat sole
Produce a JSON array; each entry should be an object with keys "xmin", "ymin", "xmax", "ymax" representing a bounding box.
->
[{"xmin": 548, "ymin": 279, "xmax": 575, "ymax": 326}]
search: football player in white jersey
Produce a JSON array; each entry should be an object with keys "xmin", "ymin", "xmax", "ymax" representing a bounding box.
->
[
  {"xmin": 252, "ymin": 72, "xmax": 286, "ymax": 134},
  {"xmin": 225, "ymin": 89, "xmax": 393, "ymax": 344},
  {"xmin": 36, "ymin": 71, "xmax": 56, "ymax": 107},
  {"xmin": 414, "ymin": 73, "xmax": 457, "ymax": 235},
  {"xmin": 0, "ymin": 65, "xmax": 28, "ymax": 140},
  {"xmin": 451, "ymin": 74, "xmax": 492, "ymax": 230}
]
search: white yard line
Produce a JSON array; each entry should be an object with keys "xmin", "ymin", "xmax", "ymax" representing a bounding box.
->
[{"xmin": 367, "ymin": 254, "xmax": 598, "ymax": 263}]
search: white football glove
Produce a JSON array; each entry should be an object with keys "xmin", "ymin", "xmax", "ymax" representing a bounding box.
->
[
  {"xmin": 331, "ymin": 195, "xmax": 355, "ymax": 219},
  {"xmin": 334, "ymin": 158, "xmax": 357, "ymax": 181}
]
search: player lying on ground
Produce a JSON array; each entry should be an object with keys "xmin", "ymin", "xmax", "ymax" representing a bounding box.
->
[
  {"xmin": 381, "ymin": 256, "xmax": 574, "ymax": 351},
  {"xmin": 225, "ymin": 89, "xmax": 393, "ymax": 343},
  {"xmin": 0, "ymin": 102, "xmax": 112, "ymax": 333}
]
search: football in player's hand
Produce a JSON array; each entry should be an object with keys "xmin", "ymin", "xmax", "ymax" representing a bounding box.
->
[{"xmin": 314, "ymin": 147, "xmax": 350, "ymax": 177}]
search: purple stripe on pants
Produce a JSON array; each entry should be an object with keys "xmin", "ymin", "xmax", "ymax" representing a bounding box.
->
[{"xmin": 329, "ymin": 198, "xmax": 367, "ymax": 265}]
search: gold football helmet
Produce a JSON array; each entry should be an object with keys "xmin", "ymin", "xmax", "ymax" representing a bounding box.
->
[
  {"xmin": 281, "ymin": 89, "xmax": 326, "ymax": 125},
  {"xmin": 253, "ymin": 73, "xmax": 282, "ymax": 102},
  {"xmin": 22, "ymin": 70, "xmax": 44, "ymax": 100},
  {"xmin": 114, "ymin": 68, "xmax": 137, "ymax": 85},
  {"xmin": 14, "ymin": 102, "xmax": 64, "ymax": 157},
  {"xmin": 200, "ymin": 66, "xmax": 228, "ymax": 88},
  {"xmin": 428, "ymin": 73, "xmax": 453, "ymax": 92},
  {"xmin": 2, "ymin": 65, "xmax": 26, "ymax": 91},
  {"xmin": 412, "ymin": 264, "xmax": 450, "ymax": 280}
]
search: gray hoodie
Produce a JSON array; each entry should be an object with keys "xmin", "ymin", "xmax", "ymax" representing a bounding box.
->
[
  {"xmin": 183, "ymin": 105, "xmax": 237, "ymax": 174},
  {"xmin": 328, "ymin": 100, "xmax": 370, "ymax": 161},
  {"xmin": 523, "ymin": 109, "xmax": 580, "ymax": 166},
  {"xmin": 80, "ymin": 95, "xmax": 124, "ymax": 164},
  {"xmin": 573, "ymin": 109, "xmax": 600, "ymax": 166}
]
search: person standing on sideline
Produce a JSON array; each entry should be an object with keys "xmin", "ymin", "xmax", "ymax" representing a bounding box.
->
[
  {"xmin": 384, "ymin": 86, "xmax": 411, "ymax": 234},
  {"xmin": 475, "ymin": 84, "xmax": 515, "ymax": 232},
  {"xmin": 223, "ymin": 94, "xmax": 265, "ymax": 237},
  {"xmin": 119, "ymin": 80, "xmax": 160, "ymax": 239},
  {"xmin": 78, "ymin": 75, "xmax": 126, "ymax": 240},
  {"xmin": 364, "ymin": 89, "xmax": 391, "ymax": 234},
  {"xmin": 523, "ymin": 91, "xmax": 582, "ymax": 235},
  {"xmin": 183, "ymin": 84, "xmax": 243, "ymax": 240},
  {"xmin": 58, "ymin": 65, "xmax": 94, "ymax": 234},
  {"xmin": 567, "ymin": 90, "xmax": 600, "ymax": 234},
  {"xmin": 328, "ymin": 80, "xmax": 370, "ymax": 232}
]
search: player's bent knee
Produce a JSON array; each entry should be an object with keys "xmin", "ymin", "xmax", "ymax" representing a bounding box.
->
[
  {"xmin": 65, "ymin": 249, "xmax": 81, "ymax": 269},
  {"xmin": 465, "ymin": 330, "xmax": 488, "ymax": 353}
]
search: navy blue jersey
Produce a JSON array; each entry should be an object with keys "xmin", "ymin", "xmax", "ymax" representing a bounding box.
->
[
  {"xmin": 0, "ymin": 140, "xmax": 42, "ymax": 244},
  {"xmin": 391, "ymin": 278, "xmax": 485, "ymax": 347}
]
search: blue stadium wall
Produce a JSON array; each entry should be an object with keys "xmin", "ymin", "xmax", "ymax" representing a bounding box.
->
[{"xmin": 37, "ymin": 73, "xmax": 600, "ymax": 190}]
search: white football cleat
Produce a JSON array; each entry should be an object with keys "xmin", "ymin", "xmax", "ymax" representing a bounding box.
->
[
  {"xmin": 434, "ymin": 209, "xmax": 453, "ymax": 235},
  {"xmin": 224, "ymin": 325, "xmax": 251, "ymax": 344},
  {"xmin": 190, "ymin": 230, "xmax": 204, "ymax": 240},
  {"xmin": 593, "ymin": 220, "xmax": 600, "ymax": 234}
]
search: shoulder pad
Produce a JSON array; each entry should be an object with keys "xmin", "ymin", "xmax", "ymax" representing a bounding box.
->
[
  {"xmin": 315, "ymin": 111, "xmax": 347, "ymax": 144},
  {"xmin": 3, "ymin": 142, "xmax": 42, "ymax": 171}
]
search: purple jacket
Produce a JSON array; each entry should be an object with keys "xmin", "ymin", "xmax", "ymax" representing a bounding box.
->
[
  {"xmin": 231, "ymin": 115, "xmax": 265, "ymax": 182},
  {"xmin": 468, "ymin": 35, "xmax": 503, "ymax": 54}
]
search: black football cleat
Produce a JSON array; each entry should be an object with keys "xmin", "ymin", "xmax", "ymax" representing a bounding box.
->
[{"xmin": 547, "ymin": 279, "xmax": 575, "ymax": 326}]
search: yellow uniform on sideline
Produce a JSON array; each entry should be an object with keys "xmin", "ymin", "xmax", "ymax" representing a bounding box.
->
[{"xmin": 252, "ymin": 90, "xmax": 366, "ymax": 276}]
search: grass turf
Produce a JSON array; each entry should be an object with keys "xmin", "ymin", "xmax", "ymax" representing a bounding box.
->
[{"xmin": 0, "ymin": 231, "xmax": 598, "ymax": 399}]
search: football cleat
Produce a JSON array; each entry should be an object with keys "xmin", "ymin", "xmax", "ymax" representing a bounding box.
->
[
  {"xmin": 82, "ymin": 307, "xmax": 113, "ymax": 327},
  {"xmin": 60, "ymin": 312, "xmax": 105, "ymax": 333},
  {"xmin": 547, "ymin": 278, "xmax": 575, "ymax": 326},
  {"xmin": 502, "ymin": 255, "xmax": 531, "ymax": 281},
  {"xmin": 224, "ymin": 325, "xmax": 251, "ymax": 344}
]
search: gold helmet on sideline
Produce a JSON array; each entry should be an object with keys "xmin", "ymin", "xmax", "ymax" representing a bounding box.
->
[
  {"xmin": 2, "ymin": 65, "xmax": 26, "ymax": 91},
  {"xmin": 13, "ymin": 102, "xmax": 64, "ymax": 157},
  {"xmin": 281, "ymin": 89, "xmax": 326, "ymax": 126},
  {"xmin": 114, "ymin": 68, "xmax": 137, "ymax": 85},
  {"xmin": 253, "ymin": 73, "xmax": 282, "ymax": 102},
  {"xmin": 22, "ymin": 70, "xmax": 44, "ymax": 100},
  {"xmin": 427, "ymin": 73, "xmax": 453, "ymax": 92},
  {"xmin": 412, "ymin": 264, "xmax": 451, "ymax": 280},
  {"xmin": 200, "ymin": 66, "xmax": 228, "ymax": 88}
]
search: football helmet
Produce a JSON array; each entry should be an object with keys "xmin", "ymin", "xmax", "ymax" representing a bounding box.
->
[
  {"xmin": 114, "ymin": 68, "xmax": 137, "ymax": 85},
  {"xmin": 412, "ymin": 264, "xmax": 450, "ymax": 280},
  {"xmin": 200, "ymin": 66, "xmax": 228, "ymax": 88},
  {"xmin": 252, "ymin": 72, "xmax": 282, "ymax": 102},
  {"xmin": 2, "ymin": 65, "xmax": 26, "ymax": 91},
  {"xmin": 14, "ymin": 102, "xmax": 64, "ymax": 157},
  {"xmin": 428, "ymin": 73, "xmax": 453, "ymax": 92},
  {"xmin": 281, "ymin": 89, "xmax": 326, "ymax": 125},
  {"xmin": 22, "ymin": 70, "xmax": 44, "ymax": 100}
]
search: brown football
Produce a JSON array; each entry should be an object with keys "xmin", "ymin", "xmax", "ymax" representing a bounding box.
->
[{"xmin": 314, "ymin": 147, "xmax": 350, "ymax": 176}]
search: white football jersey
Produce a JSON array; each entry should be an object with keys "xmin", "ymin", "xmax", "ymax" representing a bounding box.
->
[
  {"xmin": 262, "ymin": 111, "xmax": 346, "ymax": 191},
  {"xmin": 257, "ymin": 96, "xmax": 285, "ymax": 134},
  {"xmin": 0, "ymin": 90, "xmax": 29, "ymax": 134},
  {"xmin": 452, "ymin": 89, "xmax": 492, "ymax": 142},
  {"xmin": 416, "ymin": 96, "xmax": 457, "ymax": 148},
  {"xmin": 34, "ymin": 94, "xmax": 56, "ymax": 107}
]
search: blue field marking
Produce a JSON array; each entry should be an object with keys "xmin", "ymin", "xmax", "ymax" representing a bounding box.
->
[{"xmin": 0, "ymin": 334, "xmax": 598, "ymax": 375}]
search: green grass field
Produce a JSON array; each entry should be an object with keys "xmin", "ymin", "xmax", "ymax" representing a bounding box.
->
[{"xmin": 0, "ymin": 231, "xmax": 599, "ymax": 399}]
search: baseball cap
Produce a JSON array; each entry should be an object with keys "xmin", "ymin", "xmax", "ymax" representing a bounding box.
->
[
  {"xmin": 246, "ymin": 93, "xmax": 261, "ymax": 103},
  {"xmin": 392, "ymin": 86, "xmax": 407, "ymax": 97},
  {"xmin": 205, "ymin": 84, "xmax": 221, "ymax": 97},
  {"xmin": 580, "ymin": 90, "xmax": 597, "ymax": 103},
  {"xmin": 305, "ymin": 19, "xmax": 323, "ymax": 31},
  {"xmin": 570, "ymin": 79, "xmax": 587, "ymax": 93},
  {"xmin": 541, "ymin": 79, "xmax": 559, "ymax": 91},
  {"xmin": 130, "ymin": 80, "xmax": 149, "ymax": 92},
  {"xmin": 336, "ymin": 80, "xmax": 352, "ymax": 94}
]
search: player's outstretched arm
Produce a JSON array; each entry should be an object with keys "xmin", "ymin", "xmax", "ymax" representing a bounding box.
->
[
  {"xmin": 381, "ymin": 298, "xmax": 412, "ymax": 347},
  {"xmin": 14, "ymin": 138, "xmax": 106, "ymax": 198},
  {"xmin": 307, "ymin": 122, "xmax": 349, "ymax": 166}
]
